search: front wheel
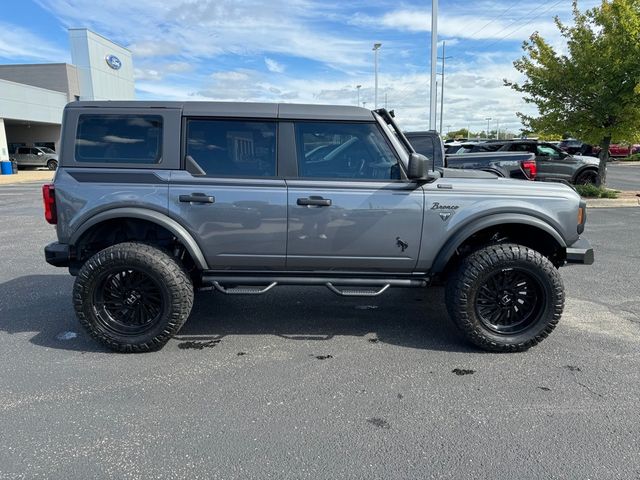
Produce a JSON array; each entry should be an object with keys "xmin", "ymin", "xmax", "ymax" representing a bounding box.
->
[
  {"xmin": 445, "ymin": 244, "xmax": 564, "ymax": 352},
  {"xmin": 73, "ymin": 242, "xmax": 194, "ymax": 352},
  {"xmin": 47, "ymin": 159, "xmax": 58, "ymax": 170},
  {"xmin": 575, "ymin": 169, "xmax": 598, "ymax": 185}
]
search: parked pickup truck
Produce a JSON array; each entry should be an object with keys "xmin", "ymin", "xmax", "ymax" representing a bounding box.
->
[
  {"xmin": 43, "ymin": 102, "xmax": 593, "ymax": 353},
  {"xmin": 405, "ymin": 131, "xmax": 537, "ymax": 180}
]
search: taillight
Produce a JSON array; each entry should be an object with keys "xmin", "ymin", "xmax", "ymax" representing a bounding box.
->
[
  {"xmin": 522, "ymin": 160, "xmax": 537, "ymax": 180},
  {"xmin": 42, "ymin": 184, "xmax": 57, "ymax": 225}
]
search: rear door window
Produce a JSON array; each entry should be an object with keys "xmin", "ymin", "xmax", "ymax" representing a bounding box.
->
[
  {"xmin": 185, "ymin": 119, "xmax": 277, "ymax": 177},
  {"xmin": 75, "ymin": 115, "xmax": 163, "ymax": 164}
]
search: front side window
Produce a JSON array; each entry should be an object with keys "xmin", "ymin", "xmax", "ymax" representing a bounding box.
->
[
  {"xmin": 295, "ymin": 122, "xmax": 399, "ymax": 180},
  {"xmin": 186, "ymin": 119, "xmax": 276, "ymax": 177},
  {"xmin": 75, "ymin": 115, "xmax": 163, "ymax": 164}
]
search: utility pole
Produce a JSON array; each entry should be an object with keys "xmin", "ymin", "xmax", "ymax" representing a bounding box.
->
[
  {"xmin": 363, "ymin": 101, "xmax": 367, "ymax": 109},
  {"xmin": 496, "ymin": 120, "xmax": 500, "ymax": 140},
  {"xmin": 486, "ymin": 117, "xmax": 492, "ymax": 138},
  {"xmin": 438, "ymin": 41, "xmax": 451, "ymax": 135},
  {"xmin": 435, "ymin": 81, "xmax": 438, "ymax": 129},
  {"xmin": 429, "ymin": 0, "xmax": 438, "ymax": 130},
  {"xmin": 373, "ymin": 43, "xmax": 382, "ymax": 109},
  {"xmin": 356, "ymin": 85, "xmax": 362, "ymax": 107},
  {"xmin": 384, "ymin": 92, "xmax": 388, "ymax": 110}
]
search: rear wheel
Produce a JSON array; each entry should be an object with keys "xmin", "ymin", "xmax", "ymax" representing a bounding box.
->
[
  {"xmin": 445, "ymin": 243, "xmax": 564, "ymax": 352},
  {"xmin": 73, "ymin": 242, "xmax": 194, "ymax": 352}
]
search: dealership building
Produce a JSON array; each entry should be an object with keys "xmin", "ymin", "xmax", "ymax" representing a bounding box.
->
[{"xmin": 0, "ymin": 29, "xmax": 134, "ymax": 163}]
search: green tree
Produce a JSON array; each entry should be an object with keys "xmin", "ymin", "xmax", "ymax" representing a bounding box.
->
[{"xmin": 505, "ymin": 0, "xmax": 640, "ymax": 185}]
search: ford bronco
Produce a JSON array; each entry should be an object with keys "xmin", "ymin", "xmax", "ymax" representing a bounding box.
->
[{"xmin": 43, "ymin": 101, "xmax": 593, "ymax": 352}]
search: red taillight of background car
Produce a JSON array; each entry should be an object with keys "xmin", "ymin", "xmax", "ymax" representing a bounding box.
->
[
  {"xmin": 521, "ymin": 159, "xmax": 537, "ymax": 180},
  {"xmin": 42, "ymin": 184, "xmax": 57, "ymax": 224}
]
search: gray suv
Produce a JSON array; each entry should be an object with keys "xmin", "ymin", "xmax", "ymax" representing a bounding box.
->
[
  {"xmin": 12, "ymin": 146, "xmax": 59, "ymax": 170},
  {"xmin": 43, "ymin": 101, "xmax": 593, "ymax": 353}
]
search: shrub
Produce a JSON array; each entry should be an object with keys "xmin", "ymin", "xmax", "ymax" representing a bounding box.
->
[{"xmin": 575, "ymin": 184, "xmax": 619, "ymax": 198}]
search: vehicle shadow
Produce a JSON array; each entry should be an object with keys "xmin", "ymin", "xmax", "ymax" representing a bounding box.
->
[{"xmin": 0, "ymin": 275, "xmax": 474, "ymax": 353}]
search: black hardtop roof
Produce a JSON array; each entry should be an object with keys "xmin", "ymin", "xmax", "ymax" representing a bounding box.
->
[{"xmin": 65, "ymin": 101, "xmax": 374, "ymax": 121}]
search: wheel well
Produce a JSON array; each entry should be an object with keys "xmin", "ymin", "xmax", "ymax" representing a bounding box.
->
[
  {"xmin": 441, "ymin": 223, "xmax": 565, "ymax": 278},
  {"xmin": 73, "ymin": 218, "xmax": 197, "ymax": 274}
]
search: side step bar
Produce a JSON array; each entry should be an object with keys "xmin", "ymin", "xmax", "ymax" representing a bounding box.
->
[
  {"xmin": 201, "ymin": 275, "xmax": 427, "ymax": 297},
  {"xmin": 212, "ymin": 281, "xmax": 277, "ymax": 295}
]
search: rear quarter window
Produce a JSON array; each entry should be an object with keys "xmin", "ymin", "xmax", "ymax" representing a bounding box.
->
[{"xmin": 75, "ymin": 115, "xmax": 163, "ymax": 164}]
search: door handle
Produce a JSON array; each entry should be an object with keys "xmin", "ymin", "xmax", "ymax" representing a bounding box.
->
[
  {"xmin": 297, "ymin": 196, "xmax": 332, "ymax": 207},
  {"xmin": 179, "ymin": 193, "xmax": 215, "ymax": 204}
]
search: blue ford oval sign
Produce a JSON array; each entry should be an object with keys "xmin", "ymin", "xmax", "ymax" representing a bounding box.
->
[{"xmin": 105, "ymin": 54, "xmax": 122, "ymax": 70}]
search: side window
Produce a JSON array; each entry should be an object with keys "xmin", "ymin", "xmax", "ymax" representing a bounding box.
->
[
  {"xmin": 537, "ymin": 146, "xmax": 559, "ymax": 158},
  {"xmin": 17, "ymin": 147, "xmax": 30, "ymax": 155},
  {"xmin": 186, "ymin": 119, "xmax": 276, "ymax": 177},
  {"xmin": 410, "ymin": 137, "xmax": 435, "ymax": 159},
  {"xmin": 31, "ymin": 148, "xmax": 41, "ymax": 155},
  {"xmin": 295, "ymin": 122, "xmax": 399, "ymax": 180},
  {"xmin": 75, "ymin": 115, "xmax": 163, "ymax": 164}
]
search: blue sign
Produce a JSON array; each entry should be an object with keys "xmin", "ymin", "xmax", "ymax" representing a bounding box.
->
[{"xmin": 105, "ymin": 54, "xmax": 122, "ymax": 70}]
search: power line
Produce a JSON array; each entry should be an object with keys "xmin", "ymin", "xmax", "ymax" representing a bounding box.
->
[
  {"xmin": 479, "ymin": 0, "xmax": 565, "ymax": 49},
  {"xmin": 464, "ymin": 1, "xmax": 523, "ymax": 39}
]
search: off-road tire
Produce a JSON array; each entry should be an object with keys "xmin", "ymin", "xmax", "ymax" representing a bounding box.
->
[
  {"xmin": 73, "ymin": 242, "xmax": 194, "ymax": 352},
  {"xmin": 445, "ymin": 243, "xmax": 564, "ymax": 352}
]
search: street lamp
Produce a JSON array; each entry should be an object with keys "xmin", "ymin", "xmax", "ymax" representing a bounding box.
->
[
  {"xmin": 356, "ymin": 85, "xmax": 362, "ymax": 107},
  {"xmin": 373, "ymin": 43, "xmax": 382, "ymax": 109},
  {"xmin": 486, "ymin": 117, "xmax": 492, "ymax": 138}
]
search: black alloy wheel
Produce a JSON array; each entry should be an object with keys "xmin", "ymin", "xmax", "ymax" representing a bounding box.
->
[
  {"xmin": 474, "ymin": 268, "xmax": 545, "ymax": 335},
  {"xmin": 93, "ymin": 267, "xmax": 165, "ymax": 336}
]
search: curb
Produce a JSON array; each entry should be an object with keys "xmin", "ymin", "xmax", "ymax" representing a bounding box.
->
[{"xmin": 585, "ymin": 193, "xmax": 640, "ymax": 208}]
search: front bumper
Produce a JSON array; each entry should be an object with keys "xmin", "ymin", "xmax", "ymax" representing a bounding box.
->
[
  {"xmin": 566, "ymin": 238, "xmax": 594, "ymax": 265},
  {"xmin": 44, "ymin": 242, "xmax": 71, "ymax": 267}
]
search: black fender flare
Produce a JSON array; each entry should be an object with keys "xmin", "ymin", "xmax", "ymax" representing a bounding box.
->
[
  {"xmin": 431, "ymin": 213, "xmax": 567, "ymax": 274},
  {"xmin": 69, "ymin": 207, "xmax": 209, "ymax": 270}
]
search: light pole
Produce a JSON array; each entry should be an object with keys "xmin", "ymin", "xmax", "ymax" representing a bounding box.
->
[
  {"xmin": 356, "ymin": 85, "xmax": 362, "ymax": 107},
  {"xmin": 438, "ymin": 40, "xmax": 452, "ymax": 135},
  {"xmin": 496, "ymin": 120, "xmax": 500, "ymax": 140},
  {"xmin": 363, "ymin": 101, "xmax": 367, "ymax": 109},
  {"xmin": 429, "ymin": 0, "xmax": 438, "ymax": 130},
  {"xmin": 373, "ymin": 43, "xmax": 382, "ymax": 109},
  {"xmin": 446, "ymin": 124, "xmax": 452, "ymax": 137},
  {"xmin": 486, "ymin": 117, "xmax": 492, "ymax": 138}
]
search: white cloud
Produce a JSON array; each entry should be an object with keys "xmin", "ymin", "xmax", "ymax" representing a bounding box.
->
[
  {"xmin": 0, "ymin": 21, "xmax": 68, "ymax": 62},
  {"xmin": 36, "ymin": 0, "xmax": 372, "ymax": 69},
  {"xmin": 265, "ymin": 57, "xmax": 285, "ymax": 73}
]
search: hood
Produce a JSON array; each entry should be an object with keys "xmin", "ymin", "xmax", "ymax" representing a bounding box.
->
[{"xmin": 572, "ymin": 155, "xmax": 599, "ymax": 165}]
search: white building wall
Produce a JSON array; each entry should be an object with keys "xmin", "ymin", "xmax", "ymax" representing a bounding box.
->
[
  {"xmin": 69, "ymin": 29, "xmax": 135, "ymax": 101},
  {"xmin": 0, "ymin": 119, "xmax": 8, "ymax": 162},
  {"xmin": 0, "ymin": 79, "xmax": 68, "ymax": 124}
]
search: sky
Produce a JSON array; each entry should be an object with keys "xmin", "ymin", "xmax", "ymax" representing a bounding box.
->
[{"xmin": 0, "ymin": 0, "xmax": 602, "ymax": 133}]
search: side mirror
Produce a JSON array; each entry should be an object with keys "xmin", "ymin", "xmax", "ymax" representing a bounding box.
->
[
  {"xmin": 408, "ymin": 153, "xmax": 428, "ymax": 179},
  {"xmin": 37, "ymin": 152, "xmax": 44, "ymax": 156}
]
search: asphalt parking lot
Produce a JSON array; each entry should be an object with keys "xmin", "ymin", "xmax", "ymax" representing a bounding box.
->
[
  {"xmin": 0, "ymin": 182, "xmax": 638, "ymax": 479},
  {"xmin": 607, "ymin": 162, "xmax": 640, "ymax": 191}
]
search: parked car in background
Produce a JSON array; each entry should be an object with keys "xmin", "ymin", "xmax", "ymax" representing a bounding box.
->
[
  {"xmin": 559, "ymin": 139, "xmax": 598, "ymax": 157},
  {"xmin": 497, "ymin": 140, "xmax": 600, "ymax": 184},
  {"xmin": 405, "ymin": 132, "xmax": 537, "ymax": 181},
  {"xmin": 608, "ymin": 143, "xmax": 640, "ymax": 157},
  {"xmin": 10, "ymin": 146, "xmax": 58, "ymax": 170}
]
